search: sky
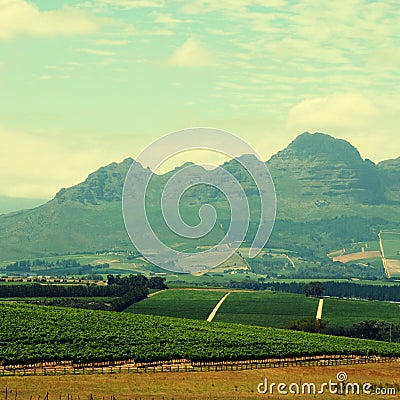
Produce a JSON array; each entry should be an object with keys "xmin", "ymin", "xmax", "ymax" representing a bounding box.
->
[{"xmin": 0, "ymin": 0, "xmax": 399, "ymax": 200}]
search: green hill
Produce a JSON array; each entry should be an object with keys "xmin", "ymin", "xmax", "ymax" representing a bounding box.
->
[
  {"xmin": 0, "ymin": 132, "xmax": 398, "ymax": 264},
  {"xmin": 378, "ymin": 157, "xmax": 400, "ymax": 202},
  {"xmin": 2, "ymin": 302, "xmax": 400, "ymax": 365},
  {"xmin": 0, "ymin": 159, "xmax": 135, "ymax": 260}
]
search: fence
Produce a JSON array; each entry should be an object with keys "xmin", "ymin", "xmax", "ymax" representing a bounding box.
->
[{"xmin": 1, "ymin": 355, "xmax": 399, "ymax": 377}]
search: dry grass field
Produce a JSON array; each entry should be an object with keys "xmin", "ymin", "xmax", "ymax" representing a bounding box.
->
[
  {"xmin": 2, "ymin": 362, "xmax": 399, "ymax": 399},
  {"xmin": 386, "ymin": 259, "xmax": 400, "ymax": 277},
  {"xmin": 332, "ymin": 251, "xmax": 381, "ymax": 263}
]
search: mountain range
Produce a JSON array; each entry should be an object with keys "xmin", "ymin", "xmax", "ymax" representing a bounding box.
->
[{"xmin": 0, "ymin": 132, "xmax": 399, "ymax": 262}]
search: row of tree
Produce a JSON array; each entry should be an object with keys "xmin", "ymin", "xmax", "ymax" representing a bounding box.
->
[
  {"xmin": 39, "ymin": 285, "xmax": 149, "ymax": 312},
  {"xmin": 201, "ymin": 279, "xmax": 400, "ymax": 302},
  {"xmin": 107, "ymin": 274, "xmax": 168, "ymax": 290},
  {"xmin": 286, "ymin": 318, "xmax": 400, "ymax": 342},
  {"xmin": 0, "ymin": 274, "xmax": 167, "ymax": 298},
  {"xmin": 0, "ymin": 283, "xmax": 132, "ymax": 298}
]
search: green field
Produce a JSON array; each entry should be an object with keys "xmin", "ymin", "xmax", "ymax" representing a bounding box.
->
[
  {"xmin": 214, "ymin": 291, "xmax": 318, "ymax": 328},
  {"xmin": 341, "ymin": 241, "xmax": 381, "ymax": 255},
  {"xmin": 323, "ymin": 298, "xmax": 400, "ymax": 327},
  {"xmin": 381, "ymin": 232, "xmax": 400, "ymax": 260},
  {"xmin": 130, "ymin": 289, "xmax": 320, "ymax": 328},
  {"xmin": 129, "ymin": 289, "xmax": 400, "ymax": 331},
  {"xmin": 125, "ymin": 289, "xmax": 225, "ymax": 319},
  {"xmin": 2, "ymin": 303, "xmax": 400, "ymax": 366}
]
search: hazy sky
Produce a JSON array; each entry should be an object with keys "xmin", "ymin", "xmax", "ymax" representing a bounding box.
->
[{"xmin": 0, "ymin": 0, "xmax": 399, "ymax": 199}]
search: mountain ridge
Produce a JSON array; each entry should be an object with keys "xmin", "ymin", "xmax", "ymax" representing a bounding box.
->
[{"xmin": 0, "ymin": 132, "xmax": 398, "ymax": 262}]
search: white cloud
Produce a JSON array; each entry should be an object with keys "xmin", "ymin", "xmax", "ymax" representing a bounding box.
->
[
  {"xmin": 167, "ymin": 38, "xmax": 214, "ymax": 67},
  {"xmin": 77, "ymin": 48, "xmax": 115, "ymax": 57},
  {"xmin": 91, "ymin": 0, "xmax": 164, "ymax": 9},
  {"xmin": 154, "ymin": 14, "xmax": 180, "ymax": 25},
  {"xmin": 285, "ymin": 92, "xmax": 400, "ymax": 161},
  {"xmin": 0, "ymin": 0, "xmax": 103, "ymax": 40},
  {"xmin": 0, "ymin": 126, "xmax": 136, "ymax": 198},
  {"xmin": 180, "ymin": 0, "xmax": 287, "ymax": 15},
  {"xmin": 286, "ymin": 93, "xmax": 380, "ymax": 133},
  {"xmin": 92, "ymin": 39, "xmax": 130, "ymax": 46},
  {"xmin": 149, "ymin": 28, "xmax": 174, "ymax": 36}
]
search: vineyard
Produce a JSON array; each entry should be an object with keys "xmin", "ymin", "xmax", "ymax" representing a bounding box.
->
[
  {"xmin": 381, "ymin": 232, "xmax": 400, "ymax": 260},
  {"xmin": 1, "ymin": 303, "xmax": 400, "ymax": 367},
  {"xmin": 126, "ymin": 289, "xmax": 225, "ymax": 319},
  {"xmin": 323, "ymin": 297, "xmax": 400, "ymax": 327},
  {"xmin": 131, "ymin": 290, "xmax": 319, "ymax": 328},
  {"xmin": 213, "ymin": 291, "xmax": 318, "ymax": 328}
]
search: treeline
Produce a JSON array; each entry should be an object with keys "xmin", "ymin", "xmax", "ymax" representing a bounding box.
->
[
  {"xmin": 190, "ymin": 278, "xmax": 400, "ymax": 302},
  {"xmin": 40, "ymin": 285, "xmax": 148, "ymax": 312},
  {"xmin": 36, "ymin": 274, "xmax": 163, "ymax": 312},
  {"xmin": 0, "ymin": 275, "xmax": 167, "ymax": 298},
  {"xmin": 286, "ymin": 318, "xmax": 400, "ymax": 342},
  {"xmin": 4, "ymin": 259, "xmax": 109, "ymax": 273},
  {"xmin": 269, "ymin": 281, "xmax": 400, "ymax": 302},
  {"xmin": 0, "ymin": 284, "xmax": 132, "ymax": 298},
  {"xmin": 0, "ymin": 274, "xmax": 167, "ymax": 312},
  {"xmin": 327, "ymin": 320, "xmax": 400, "ymax": 342},
  {"xmin": 107, "ymin": 274, "xmax": 168, "ymax": 290}
]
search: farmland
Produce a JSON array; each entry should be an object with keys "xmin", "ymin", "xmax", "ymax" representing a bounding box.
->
[
  {"xmin": 380, "ymin": 232, "xmax": 400, "ymax": 277},
  {"xmin": 213, "ymin": 291, "xmax": 318, "ymax": 328},
  {"xmin": 332, "ymin": 251, "xmax": 381, "ymax": 263},
  {"xmin": 323, "ymin": 298, "xmax": 400, "ymax": 327},
  {"xmin": 2, "ymin": 303, "xmax": 400, "ymax": 366},
  {"xmin": 126, "ymin": 289, "xmax": 400, "ymax": 331},
  {"xmin": 2, "ymin": 362, "xmax": 400, "ymax": 399},
  {"xmin": 381, "ymin": 232, "xmax": 400, "ymax": 260},
  {"xmin": 125, "ymin": 289, "xmax": 226, "ymax": 320}
]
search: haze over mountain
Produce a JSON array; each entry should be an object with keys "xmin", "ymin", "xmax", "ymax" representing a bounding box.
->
[
  {"xmin": 0, "ymin": 132, "xmax": 398, "ymax": 262},
  {"xmin": 0, "ymin": 196, "xmax": 47, "ymax": 216}
]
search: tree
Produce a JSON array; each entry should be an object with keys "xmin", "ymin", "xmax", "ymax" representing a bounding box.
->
[
  {"xmin": 285, "ymin": 317, "xmax": 327, "ymax": 333},
  {"xmin": 303, "ymin": 281, "xmax": 324, "ymax": 297},
  {"xmin": 148, "ymin": 277, "xmax": 168, "ymax": 290}
]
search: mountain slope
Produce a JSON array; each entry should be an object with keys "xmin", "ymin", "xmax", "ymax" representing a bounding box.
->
[
  {"xmin": 378, "ymin": 157, "xmax": 400, "ymax": 202},
  {"xmin": 267, "ymin": 132, "xmax": 387, "ymax": 220},
  {"xmin": 0, "ymin": 132, "xmax": 398, "ymax": 262},
  {"xmin": 0, "ymin": 158, "xmax": 135, "ymax": 261}
]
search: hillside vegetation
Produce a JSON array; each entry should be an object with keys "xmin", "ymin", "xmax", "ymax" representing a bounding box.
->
[
  {"xmin": 1, "ymin": 303, "xmax": 400, "ymax": 365},
  {"xmin": 0, "ymin": 132, "xmax": 399, "ymax": 265}
]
